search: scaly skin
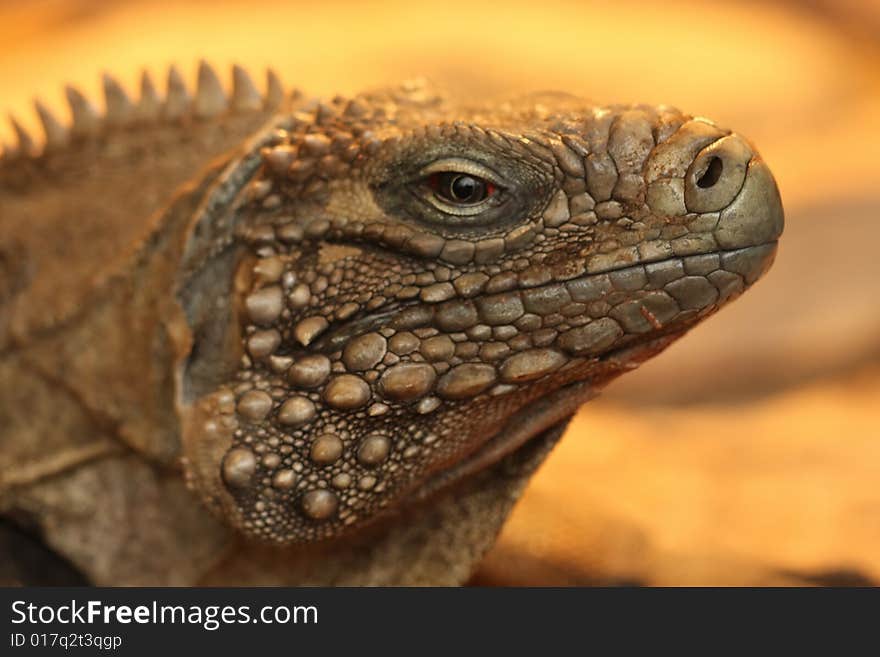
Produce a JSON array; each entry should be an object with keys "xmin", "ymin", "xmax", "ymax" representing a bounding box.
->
[{"xmin": 0, "ymin": 64, "xmax": 783, "ymax": 584}]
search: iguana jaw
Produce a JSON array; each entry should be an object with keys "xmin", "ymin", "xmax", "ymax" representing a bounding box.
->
[
  {"xmin": 406, "ymin": 240, "xmax": 778, "ymax": 513},
  {"xmin": 413, "ymin": 331, "xmax": 683, "ymax": 506}
]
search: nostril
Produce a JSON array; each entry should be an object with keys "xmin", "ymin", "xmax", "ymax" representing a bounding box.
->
[
  {"xmin": 684, "ymin": 135, "xmax": 751, "ymax": 213},
  {"xmin": 696, "ymin": 156, "xmax": 723, "ymax": 189}
]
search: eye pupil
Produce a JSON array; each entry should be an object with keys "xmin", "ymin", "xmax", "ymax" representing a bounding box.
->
[
  {"xmin": 428, "ymin": 172, "xmax": 493, "ymax": 205},
  {"xmin": 449, "ymin": 174, "xmax": 480, "ymax": 201}
]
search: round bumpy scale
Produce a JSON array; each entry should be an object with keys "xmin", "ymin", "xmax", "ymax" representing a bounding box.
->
[
  {"xmin": 420, "ymin": 335, "xmax": 455, "ymax": 361},
  {"xmin": 277, "ymin": 396, "xmax": 316, "ymax": 427},
  {"xmin": 310, "ymin": 433, "xmax": 344, "ymax": 465},
  {"xmin": 294, "ymin": 316, "xmax": 329, "ymax": 346},
  {"xmin": 388, "ymin": 332, "xmax": 419, "ymax": 355},
  {"xmin": 323, "ymin": 375, "xmax": 371, "ymax": 409},
  {"xmin": 557, "ymin": 319, "xmax": 623, "ymax": 355},
  {"xmin": 245, "ymin": 286, "xmax": 283, "ymax": 326},
  {"xmin": 499, "ymin": 349, "xmax": 566, "ymax": 383},
  {"xmin": 247, "ymin": 329, "xmax": 281, "ymax": 359},
  {"xmin": 236, "ymin": 390, "xmax": 273, "ymax": 421},
  {"xmin": 222, "ymin": 448, "xmax": 257, "ymax": 489},
  {"xmin": 332, "ymin": 473, "xmax": 352, "ymax": 489},
  {"xmin": 357, "ymin": 434, "xmax": 391, "ymax": 466},
  {"xmin": 288, "ymin": 283, "xmax": 311, "ymax": 308},
  {"xmin": 358, "ymin": 475, "xmax": 377, "ymax": 490},
  {"xmin": 378, "ymin": 363, "xmax": 436, "ymax": 401},
  {"xmin": 417, "ymin": 396, "xmax": 441, "ymax": 414},
  {"xmin": 436, "ymin": 364, "xmax": 498, "ymax": 400},
  {"xmin": 272, "ymin": 469, "xmax": 297, "ymax": 490},
  {"xmin": 342, "ymin": 332, "xmax": 387, "ymax": 371},
  {"xmin": 253, "ymin": 257, "xmax": 284, "ymax": 284},
  {"xmin": 288, "ymin": 354, "xmax": 331, "ymax": 388},
  {"xmin": 300, "ymin": 489, "xmax": 339, "ymax": 521}
]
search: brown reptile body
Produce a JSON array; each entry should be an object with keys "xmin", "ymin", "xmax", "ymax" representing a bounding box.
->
[{"xmin": 0, "ymin": 63, "xmax": 783, "ymax": 585}]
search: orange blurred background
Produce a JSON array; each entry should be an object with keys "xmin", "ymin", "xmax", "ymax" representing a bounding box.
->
[{"xmin": 2, "ymin": 0, "xmax": 879, "ymax": 585}]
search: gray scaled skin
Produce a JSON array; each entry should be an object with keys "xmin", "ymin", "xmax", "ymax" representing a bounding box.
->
[{"xmin": 0, "ymin": 66, "xmax": 783, "ymax": 585}]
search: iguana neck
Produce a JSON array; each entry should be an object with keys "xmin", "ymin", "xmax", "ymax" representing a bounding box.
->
[{"xmin": 16, "ymin": 158, "xmax": 235, "ymax": 465}]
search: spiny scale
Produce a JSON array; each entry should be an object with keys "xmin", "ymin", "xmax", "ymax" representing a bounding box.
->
[
  {"xmin": 137, "ymin": 71, "xmax": 161, "ymax": 121},
  {"xmin": 266, "ymin": 69, "xmax": 284, "ymax": 109},
  {"xmin": 8, "ymin": 114, "xmax": 36, "ymax": 157},
  {"xmin": 65, "ymin": 85, "xmax": 100, "ymax": 137},
  {"xmin": 35, "ymin": 100, "xmax": 68, "ymax": 148},
  {"xmin": 1, "ymin": 62, "xmax": 287, "ymax": 161},
  {"xmin": 164, "ymin": 65, "xmax": 191, "ymax": 120},
  {"xmin": 231, "ymin": 64, "xmax": 263, "ymax": 112},
  {"xmin": 194, "ymin": 61, "xmax": 227, "ymax": 119},
  {"xmin": 102, "ymin": 73, "xmax": 135, "ymax": 126}
]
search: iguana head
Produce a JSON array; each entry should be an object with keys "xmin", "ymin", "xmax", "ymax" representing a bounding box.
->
[{"xmin": 179, "ymin": 81, "xmax": 783, "ymax": 544}]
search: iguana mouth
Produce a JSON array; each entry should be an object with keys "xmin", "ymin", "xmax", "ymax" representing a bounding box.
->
[{"xmin": 309, "ymin": 240, "xmax": 778, "ymax": 361}]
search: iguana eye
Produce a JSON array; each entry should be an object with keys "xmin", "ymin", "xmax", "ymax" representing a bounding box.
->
[
  {"xmin": 414, "ymin": 158, "xmax": 505, "ymax": 218},
  {"xmin": 428, "ymin": 172, "xmax": 496, "ymax": 205}
]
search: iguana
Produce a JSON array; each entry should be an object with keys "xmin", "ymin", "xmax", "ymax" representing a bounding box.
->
[{"xmin": 0, "ymin": 63, "xmax": 783, "ymax": 585}]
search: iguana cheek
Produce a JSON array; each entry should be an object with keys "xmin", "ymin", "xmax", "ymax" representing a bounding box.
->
[{"xmin": 189, "ymin": 251, "xmax": 703, "ymax": 543}]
